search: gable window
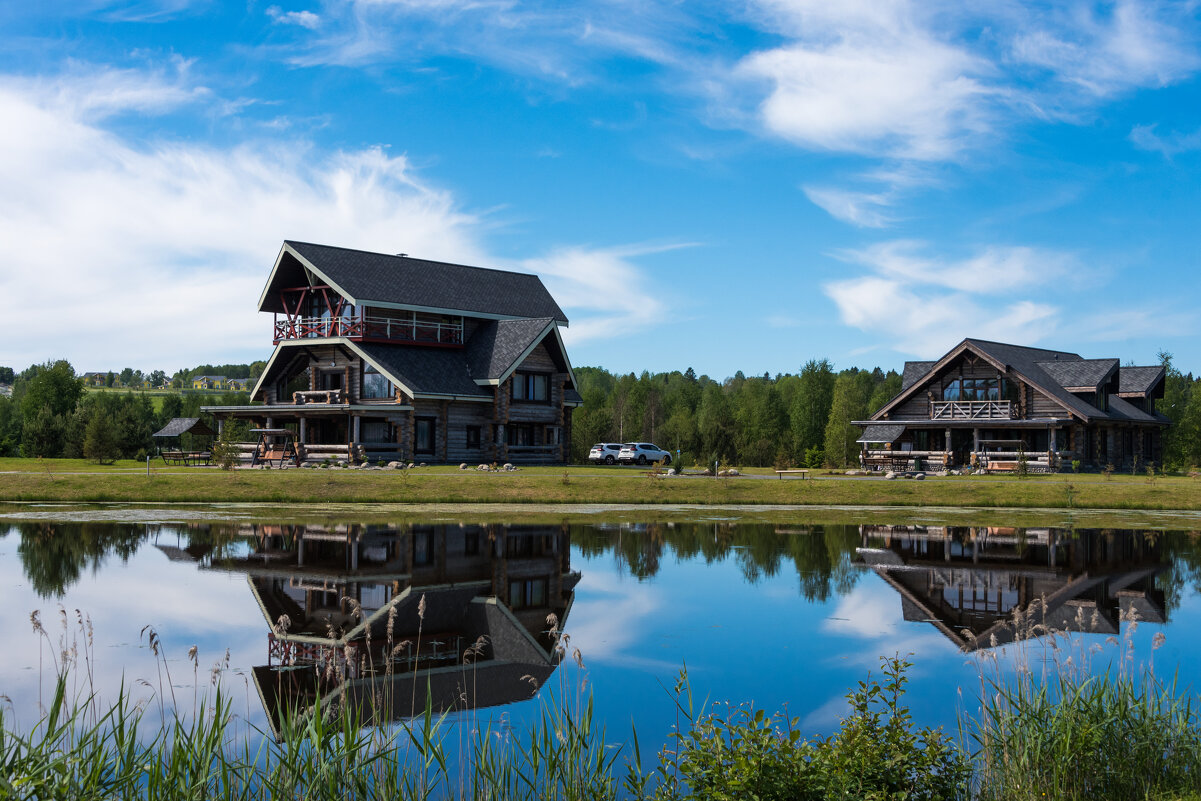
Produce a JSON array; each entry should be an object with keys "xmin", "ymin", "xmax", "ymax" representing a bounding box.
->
[
  {"xmin": 512, "ymin": 372, "xmax": 549, "ymax": 403},
  {"xmin": 943, "ymin": 377, "xmax": 1009, "ymax": 402},
  {"xmin": 362, "ymin": 364, "xmax": 394, "ymax": 400},
  {"xmin": 415, "ymin": 417, "xmax": 436, "ymax": 454},
  {"xmin": 465, "ymin": 426, "xmax": 481, "ymax": 449}
]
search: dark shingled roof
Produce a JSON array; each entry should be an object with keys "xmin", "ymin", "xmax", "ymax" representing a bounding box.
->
[
  {"xmin": 152, "ymin": 417, "xmax": 215, "ymax": 438},
  {"xmin": 282, "ymin": 241, "xmax": 568, "ymax": 324},
  {"xmin": 466, "ymin": 318, "xmax": 555, "ymax": 380},
  {"xmin": 901, "ymin": 361, "xmax": 936, "ymax": 391},
  {"xmin": 963, "ymin": 339, "xmax": 1104, "ymax": 421},
  {"xmin": 357, "ymin": 342, "xmax": 489, "ymax": 398},
  {"xmin": 1036, "ymin": 358, "xmax": 1117, "ymax": 390},
  {"xmin": 1118, "ymin": 365, "xmax": 1164, "ymax": 395},
  {"xmin": 857, "ymin": 423, "xmax": 907, "ymax": 443}
]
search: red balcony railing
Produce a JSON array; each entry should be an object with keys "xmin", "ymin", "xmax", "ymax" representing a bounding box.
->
[{"xmin": 273, "ymin": 314, "xmax": 463, "ymax": 346}]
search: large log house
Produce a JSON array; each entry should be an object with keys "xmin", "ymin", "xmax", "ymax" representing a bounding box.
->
[
  {"xmin": 855, "ymin": 338, "xmax": 1168, "ymax": 472},
  {"xmin": 203, "ymin": 241, "xmax": 582, "ymax": 464}
]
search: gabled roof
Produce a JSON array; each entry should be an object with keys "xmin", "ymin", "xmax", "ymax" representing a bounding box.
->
[
  {"xmin": 466, "ymin": 318, "xmax": 557, "ymax": 380},
  {"xmin": 872, "ymin": 339, "xmax": 1168, "ymax": 425},
  {"xmin": 1036, "ymin": 358, "xmax": 1117, "ymax": 392},
  {"xmin": 1117, "ymin": 365, "xmax": 1165, "ymax": 396},
  {"xmin": 260, "ymin": 241, "xmax": 569, "ymax": 325},
  {"xmin": 152, "ymin": 417, "xmax": 215, "ymax": 438},
  {"xmin": 356, "ymin": 342, "xmax": 491, "ymax": 400}
]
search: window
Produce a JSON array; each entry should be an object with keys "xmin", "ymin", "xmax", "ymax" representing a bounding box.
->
[
  {"xmin": 512, "ymin": 372, "xmax": 549, "ymax": 402},
  {"xmin": 509, "ymin": 577, "xmax": 549, "ymax": 610},
  {"xmin": 943, "ymin": 377, "xmax": 1007, "ymax": 402},
  {"xmin": 415, "ymin": 417, "xmax": 436, "ymax": 454},
  {"xmin": 465, "ymin": 426, "xmax": 481, "ymax": 449},
  {"xmin": 362, "ymin": 364, "xmax": 393, "ymax": 400},
  {"xmin": 507, "ymin": 424, "xmax": 537, "ymax": 446},
  {"xmin": 362, "ymin": 420, "xmax": 392, "ymax": 443}
]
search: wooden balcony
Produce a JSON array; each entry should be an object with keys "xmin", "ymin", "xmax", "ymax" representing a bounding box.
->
[
  {"xmin": 273, "ymin": 314, "xmax": 463, "ymax": 346},
  {"xmin": 930, "ymin": 400, "xmax": 1013, "ymax": 420}
]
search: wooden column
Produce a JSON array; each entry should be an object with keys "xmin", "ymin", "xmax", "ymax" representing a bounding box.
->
[
  {"xmin": 352, "ymin": 415, "xmax": 361, "ymax": 444},
  {"xmin": 299, "ymin": 417, "xmax": 307, "ymax": 445}
]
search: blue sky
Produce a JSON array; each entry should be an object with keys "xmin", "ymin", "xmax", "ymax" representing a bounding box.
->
[{"xmin": 2, "ymin": 1, "xmax": 1200, "ymax": 378}]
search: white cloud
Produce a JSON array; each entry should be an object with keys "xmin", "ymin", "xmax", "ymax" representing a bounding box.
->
[
  {"xmin": 1009, "ymin": 0, "xmax": 1199, "ymax": 98},
  {"xmin": 0, "ymin": 65, "xmax": 669, "ymax": 371},
  {"xmin": 823, "ymin": 241, "xmax": 1066, "ymax": 357},
  {"xmin": 803, "ymin": 186, "xmax": 894, "ymax": 228},
  {"xmin": 267, "ymin": 6, "xmax": 322, "ymax": 29},
  {"xmin": 518, "ymin": 243, "xmax": 687, "ymax": 344},
  {"xmin": 736, "ymin": 6, "xmax": 995, "ymax": 160}
]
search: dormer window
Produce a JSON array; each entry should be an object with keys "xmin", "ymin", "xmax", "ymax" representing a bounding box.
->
[{"xmin": 362, "ymin": 364, "xmax": 394, "ymax": 400}]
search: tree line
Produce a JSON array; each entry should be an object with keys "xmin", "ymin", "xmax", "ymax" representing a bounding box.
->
[
  {"xmin": 570, "ymin": 360, "xmax": 902, "ymax": 468},
  {"xmin": 4, "ymin": 351, "xmax": 1201, "ymax": 469},
  {"xmin": 0, "ymin": 360, "xmax": 248, "ymax": 461}
]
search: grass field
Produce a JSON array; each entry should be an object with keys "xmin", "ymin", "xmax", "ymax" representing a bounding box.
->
[{"xmin": 2, "ymin": 457, "xmax": 1200, "ymax": 513}]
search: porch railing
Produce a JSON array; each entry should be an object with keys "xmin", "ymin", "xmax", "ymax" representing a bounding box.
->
[
  {"xmin": 929, "ymin": 400, "xmax": 1013, "ymax": 420},
  {"xmin": 273, "ymin": 315, "xmax": 463, "ymax": 345}
]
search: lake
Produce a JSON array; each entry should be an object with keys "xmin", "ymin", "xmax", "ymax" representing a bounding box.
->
[{"xmin": 2, "ymin": 506, "xmax": 1198, "ymax": 758}]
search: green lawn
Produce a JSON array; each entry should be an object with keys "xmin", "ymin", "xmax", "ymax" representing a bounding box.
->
[{"xmin": 1, "ymin": 457, "xmax": 1199, "ymax": 512}]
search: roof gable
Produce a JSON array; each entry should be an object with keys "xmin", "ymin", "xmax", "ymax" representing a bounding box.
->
[{"xmin": 259, "ymin": 241, "xmax": 569, "ymax": 325}]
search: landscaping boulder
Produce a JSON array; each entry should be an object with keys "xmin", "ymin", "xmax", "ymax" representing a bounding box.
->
[
  {"xmin": 884, "ymin": 471, "xmax": 898, "ymax": 480},
  {"xmin": 459, "ymin": 463, "xmax": 469, "ymax": 470},
  {"xmin": 503, "ymin": 463, "xmax": 516, "ymax": 471},
  {"xmin": 913, "ymin": 472, "xmax": 925, "ymax": 480},
  {"xmin": 387, "ymin": 461, "xmax": 402, "ymax": 469},
  {"xmin": 477, "ymin": 464, "xmax": 490, "ymax": 471}
]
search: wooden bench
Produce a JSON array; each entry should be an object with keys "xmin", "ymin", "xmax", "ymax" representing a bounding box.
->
[
  {"xmin": 775, "ymin": 469, "xmax": 810, "ymax": 479},
  {"xmin": 161, "ymin": 450, "xmax": 186, "ymax": 466}
]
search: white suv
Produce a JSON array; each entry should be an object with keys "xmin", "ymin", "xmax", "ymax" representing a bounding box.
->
[
  {"xmin": 617, "ymin": 443, "xmax": 672, "ymax": 465},
  {"xmin": 588, "ymin": 443, "xmax": 623, "ymax": 464}
]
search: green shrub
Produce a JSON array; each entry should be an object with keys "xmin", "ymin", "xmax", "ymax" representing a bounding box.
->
[{"xmin": 644, "ymin": 656, "xmax": 969, "ymax": 800}]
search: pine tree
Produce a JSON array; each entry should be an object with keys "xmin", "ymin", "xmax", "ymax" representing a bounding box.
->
[{"xmin": 83, "ymin": 411, "xmax": 119, "ymax": 464}]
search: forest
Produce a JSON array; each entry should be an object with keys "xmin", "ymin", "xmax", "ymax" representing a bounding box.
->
[{"xmin": 3, "ymin": 353, "xmax": 1201, "ymax": 469}]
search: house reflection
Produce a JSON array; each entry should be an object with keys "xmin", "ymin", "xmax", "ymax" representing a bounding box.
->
[
  {"xmin": 857, "ymin": 525, "xmax": 1167, "ymax": 651},
  {"xmin": 205, "ymin": 523, "xmax": 579, "ymax": 738}
]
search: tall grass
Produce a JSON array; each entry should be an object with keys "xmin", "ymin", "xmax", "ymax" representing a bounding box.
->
[{"xmin": 5, "ymin": 608, "xmax": 1201, "ymax": 800}]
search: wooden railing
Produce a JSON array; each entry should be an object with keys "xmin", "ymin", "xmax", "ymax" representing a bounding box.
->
[
  {"xmin": 274, "ymin": 315, "xmax": 463, "ymax": 345},
  {"xmin": 929, "ymin": 400, "xmax": 1013, "ymax": 420}
]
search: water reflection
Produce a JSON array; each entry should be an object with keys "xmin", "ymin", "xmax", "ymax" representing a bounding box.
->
[
  {"xmin": 858, "ymin": 525, "xmax": 1168, "ymax": 651},
  {"xmin": 6, "ymin": 517, "xmax": 1201, "ymax": 737},
  {"xmin": 203, "ymin": 523, "xmax": 578, "ymax": 738}
]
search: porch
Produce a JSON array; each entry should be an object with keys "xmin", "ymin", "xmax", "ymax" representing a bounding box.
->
[{"xmin": 855, "ymin": 421, "xmax": 1073, "ymax": 473}]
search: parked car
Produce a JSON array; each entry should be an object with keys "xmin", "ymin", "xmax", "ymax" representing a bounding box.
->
[
  {"xmin": 617, "ymin": 443, "xmax": 672, "ymax": 465},
  {"xmin": 588, "ymin": 443, "xmax": 623, "ymax": 464}
]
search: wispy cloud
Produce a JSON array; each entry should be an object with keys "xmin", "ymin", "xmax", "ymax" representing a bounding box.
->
[
  {"xmin": 1130, "ymin": 123, "xmax": 1201, "ymax": 157},
  {"xmin": 267, "ymin": 6, "xmax": 321, "ymax": 30},
  {"xmin": 823, "ymin": 241, "xmax": 1071, "ymax": 357},
  {"xmin": 518, "ymin": 241, "xmax": 692, "ymax": 343}
]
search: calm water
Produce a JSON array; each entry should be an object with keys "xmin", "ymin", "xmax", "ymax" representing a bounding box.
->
[{"xmin": 2, "ymin": 513, "xmax": 1199, "ymax": 753}]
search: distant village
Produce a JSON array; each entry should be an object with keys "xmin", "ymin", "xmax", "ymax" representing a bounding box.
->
[{"xmin": 73, "ymin": 366, "xmax": 263, "ymax": 392}]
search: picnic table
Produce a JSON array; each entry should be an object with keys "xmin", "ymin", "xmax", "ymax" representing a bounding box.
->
[{"xmin": 161, "ymin": 450, "xmax": 212, "ymax": 466}]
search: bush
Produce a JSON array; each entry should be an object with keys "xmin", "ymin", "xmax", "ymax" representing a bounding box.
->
[{"xmin": 645, "ymin": 656, "xmax": 969, "ymax": 800}]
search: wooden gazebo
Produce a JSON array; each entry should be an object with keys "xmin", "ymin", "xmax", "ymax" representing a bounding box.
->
[{"xmin": 152, "ymin": 418, "xmax": 216, "ymax": 465}]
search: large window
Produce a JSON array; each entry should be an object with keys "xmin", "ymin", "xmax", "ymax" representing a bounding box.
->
[
  {"xmin": 943, "ymin": 377, "xmax": 1012, "ymax": 402},
  {"xmin": 512, "ymin": 372, "xmax": 549, "ymax": 402},
  {"xmin": 465, "ymin": 426, "xmax": 481, "ymax": 449},
  {"xmin": 415, "ymin": 417, "xmax": 436, "ymax": 454},
  {"xmin": 362, "ymin": 364, "xmax": 393, "ymax": 400}
]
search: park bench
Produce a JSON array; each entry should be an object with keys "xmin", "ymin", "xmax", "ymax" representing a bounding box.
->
[{"xmin": 774, "ymin": 469, "xmax": 810, "ymax": 479}]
